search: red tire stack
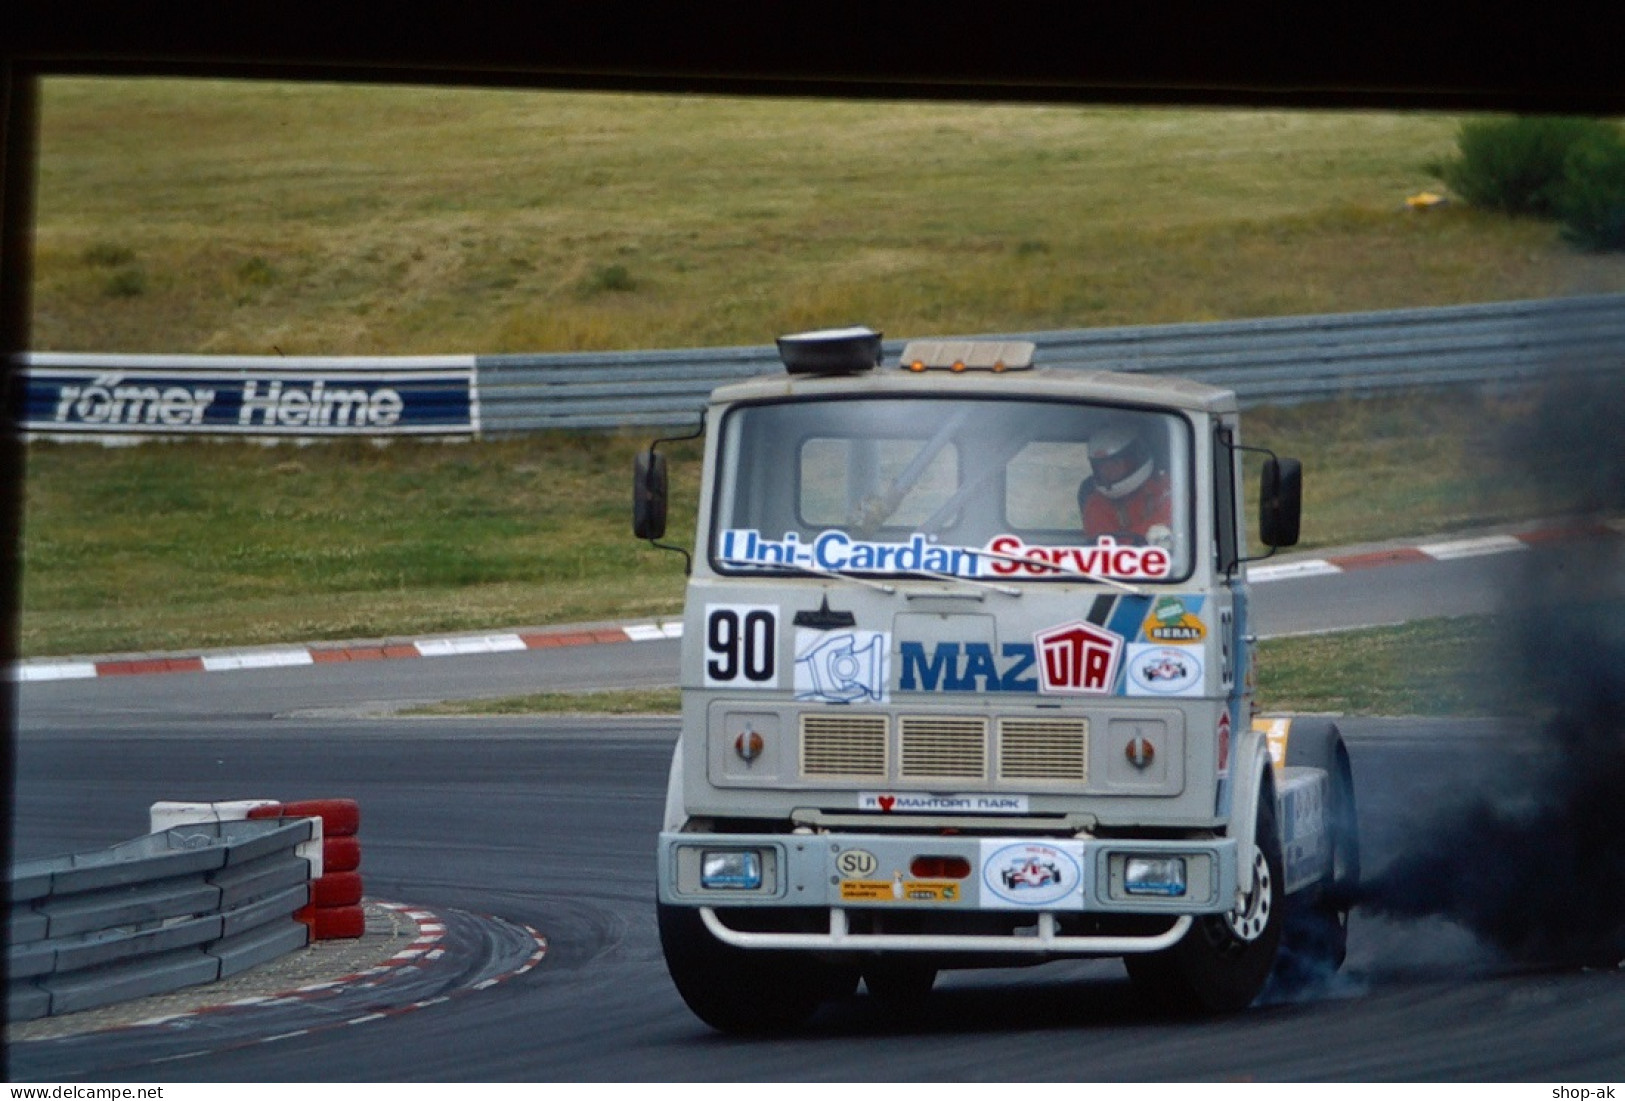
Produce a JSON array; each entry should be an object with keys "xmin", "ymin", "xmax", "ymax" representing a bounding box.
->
[{"xmin": 248, "ymin": 798, "xmax": 364, "ymax": 940}]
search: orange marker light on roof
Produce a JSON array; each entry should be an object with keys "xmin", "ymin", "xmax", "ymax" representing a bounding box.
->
[{"xmin": 897, "ymin": 339, "xmax": 1037, "ymax": 372}]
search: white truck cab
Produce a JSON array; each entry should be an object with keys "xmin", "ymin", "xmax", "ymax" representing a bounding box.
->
[{"xmin": 635, "ymin": 328, "xmax": 1357, "ymax": 1032}]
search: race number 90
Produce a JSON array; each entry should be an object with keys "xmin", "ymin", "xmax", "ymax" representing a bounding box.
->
[{"xmin": 703, "ymin": 605, "xmax": 778, "ymax": 688}]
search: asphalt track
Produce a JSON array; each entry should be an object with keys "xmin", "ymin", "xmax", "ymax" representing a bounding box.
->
[{"xmin": 9, "ymin": 530, "xmax": 1625, "ymax": 1081}]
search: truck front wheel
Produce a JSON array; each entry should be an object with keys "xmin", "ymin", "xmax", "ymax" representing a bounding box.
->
[
  {"xmin": 657, "ymin": 903, "xmax": 852, "ymax": 1033},
  {"xmin": 1125, "ymin": 791, "xmax": 1284, "ymax": 1014}
]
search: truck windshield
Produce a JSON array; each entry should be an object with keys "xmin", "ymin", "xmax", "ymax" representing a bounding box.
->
[{"xmin": 710, "ymin": 396, "xmax": 1193, "ymax": 583}]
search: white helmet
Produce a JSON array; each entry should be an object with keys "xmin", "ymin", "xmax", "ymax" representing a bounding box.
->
[{"xmin": 1088, "ymin": 424, "xmax": 1154, "ymax": 500}]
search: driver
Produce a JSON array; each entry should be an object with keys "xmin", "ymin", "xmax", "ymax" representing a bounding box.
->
[{"xmin": 1078, "ymin": 421, "xmax": 1173, "ymax": 548}]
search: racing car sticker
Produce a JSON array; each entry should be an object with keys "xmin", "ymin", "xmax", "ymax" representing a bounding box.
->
[{"xmin": 979, "ymin": 840, "xmax": 1086, "ymax": 908}]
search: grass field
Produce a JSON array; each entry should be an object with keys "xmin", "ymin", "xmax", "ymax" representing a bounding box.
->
[
  {"xmin": 33, "ymin": 80, "xmax": 1625, "ymax": 356},
  {"xmin": 17, "ymin": 388, "xmax": 1568, "ymax": 658},
  {"xmin": 21, "ymin": 80, "xmax": 1624, "ymax": 692}
]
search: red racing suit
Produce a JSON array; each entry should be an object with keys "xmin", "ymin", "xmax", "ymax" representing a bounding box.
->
[{"xmin": 1078, "ymin": 470, "xmax": 1172, "ymax": 545}]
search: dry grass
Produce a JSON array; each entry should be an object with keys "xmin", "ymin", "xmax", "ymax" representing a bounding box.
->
[{"xmin": 34, "ymin": 81, "xmax": 1625, "ymax": 356}]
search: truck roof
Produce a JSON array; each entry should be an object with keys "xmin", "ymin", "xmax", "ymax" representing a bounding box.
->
[{"xmin": 708, "ymin": 365, "xmax": 1240, "ymax": 415}]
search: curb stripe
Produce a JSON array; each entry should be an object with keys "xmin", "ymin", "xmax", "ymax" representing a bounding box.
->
[
  {"xmin": 1246, "ymin": 559, "xmax": 1342, "ymax": 582},
  {"xmin": 1326, "ymin": 547, "xmax": 1432, "ymax": 571},
  {"xmin": 1417, "ymin": 534, "xmax": 1529, "ymax": 559},
  {"xmin": 414, "ymin": 634, "xmax": 528, "ymax": 657},
  {"xmin": 201, "ymin": 649, "xmax": 316, "ymax": 672}
]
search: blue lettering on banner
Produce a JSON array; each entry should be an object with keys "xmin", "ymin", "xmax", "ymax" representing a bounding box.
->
[
  {"xmin": 21, "ymin": 362, "xmax": 477, "ymax": 437},
  {"xmin": 898, "ymin": 641, "xmax": 1039, "ymax": 693}
]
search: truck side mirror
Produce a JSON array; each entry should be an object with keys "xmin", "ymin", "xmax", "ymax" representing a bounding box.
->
[
  {"xmin": 633, "ymin": 448, "xmax": 669, "ymax": 541},
  {"xmin": 1259, "ymin": 456, "xmax": 1302, "ymax": 548}
]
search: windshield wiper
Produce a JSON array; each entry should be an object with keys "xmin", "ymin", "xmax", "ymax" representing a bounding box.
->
[
  {"xmin": 892, "ymin": 568, "xmax": 1021, "ymax": 598},
  {"xmin": 715, "ymin": 556, "xmax": 897, "ymax": 594}
]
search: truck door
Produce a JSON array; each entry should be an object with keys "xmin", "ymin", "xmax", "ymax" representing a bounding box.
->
[{"xmin": 1212, "ymin": 420, "xmax": 1245, "ymax": 806}]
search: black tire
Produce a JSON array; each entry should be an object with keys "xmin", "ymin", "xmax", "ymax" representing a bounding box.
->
[
  {"xmin": 862, "ymin": 957, "xmax": 938, "ymax": 1008},
  {"xmin": 1278, "ymin": 721, "xmax": 1360, "ymax": 982},
  {"xmin": 657, "ymin": 903, "xmax": 841, "ymax": 1034},
  {"xmin": 1126, "ymin": 784, "xmax": 1285, "ymax": 1014}
]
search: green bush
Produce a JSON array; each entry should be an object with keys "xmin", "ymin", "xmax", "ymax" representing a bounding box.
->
[
  {"xmin": 1557, "ymin": 129, "xmax": 1625, "ymax": 250},
  {"xmin": 1436, "ymin": 116, "xmax": 1618, "ymax": 216},
  {"xmin": 103, "ymin": 268, "xmax": 146, "ymax": 297},
  {"xmin": 580, "ymin": 263, "xmax": 636, "ymax": 295}
]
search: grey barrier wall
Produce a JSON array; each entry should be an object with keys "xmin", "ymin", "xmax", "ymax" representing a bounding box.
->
[
  {"xmin": 474, "ymin": 293, "xmax": 1625, "ymax": 431},
  {"xmin": 16, "ymin": 295, "xmax": 1625, "ymax": 438},
  {"xmin": 7, "ymin": 818, "xmax": 315, "ymax": 1022}
]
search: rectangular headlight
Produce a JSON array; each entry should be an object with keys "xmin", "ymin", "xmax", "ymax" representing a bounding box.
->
[
  {"xmin": 1124, "ymin": 856, "xmax": 1187, "ymax": 897},
  {"xmin": 701, "ymin": 849, "xmax": 763, "ymax": 890}
]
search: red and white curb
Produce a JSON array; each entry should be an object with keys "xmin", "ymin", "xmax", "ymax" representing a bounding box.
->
[
  {"xmin": 13, "ymin": 620, "xmax": 684, "ymax": 683},
  {"xmin": 108, "ymin": 902, "xmax": 548, "ymax": 1060},
  {"xmin": 14, "ymin": 520, "xmax": 1619, "ymax": 684},
  {"xmin": 1248, "ymin": 522, "xmax": 1617, "ymax": 582}
]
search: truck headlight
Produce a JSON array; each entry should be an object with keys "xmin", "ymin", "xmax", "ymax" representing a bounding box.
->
[
  {"xmin": 1124, "ymin": 856, "xmax": 1187, "ymax": 897},
  {"xmin": 701, "ymin": 850, "xmax": 764, "ymax": 890}
]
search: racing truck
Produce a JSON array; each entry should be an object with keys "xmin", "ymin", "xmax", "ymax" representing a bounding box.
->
[{"xmin": 633, "ymin": 327, "xmax": 1358, "ymax": 1032}]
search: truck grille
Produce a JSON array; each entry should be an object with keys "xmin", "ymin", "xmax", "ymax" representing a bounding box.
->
[
  {"xmin": 899, "ymin": 716, "xmax": 988, "ymax": 780},
  {"xmin": 797, "ymin": 712, "xmax": 1089, "ymax": 786},
  {"xmin": 800, "ymin": 713, "xmax": 887, "ymax": 778},
  {"xmin": 998, "ymin": 717, "xmax": 1089, "ymax": 782}
]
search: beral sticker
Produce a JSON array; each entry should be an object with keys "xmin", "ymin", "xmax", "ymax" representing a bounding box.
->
[
  {"xmin": 1142, "ymin": 595, "xmax": 1207, "ymax": 644},
  {"xmin": 1124, "ymin": 644, "xmax": 1204, "ymax": 697},
  {"xmin": 979, "ymin": 840, "xmax": 1086, "ymax": 908}
]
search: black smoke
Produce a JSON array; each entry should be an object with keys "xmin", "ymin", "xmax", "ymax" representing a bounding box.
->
[{"xmin": 1354, "ymin": 370, "xmax": 1625, "ymax": 967}]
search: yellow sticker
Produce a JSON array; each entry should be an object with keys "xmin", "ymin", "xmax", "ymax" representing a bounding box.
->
[
  {"xmin": 903, "ymin": 882, "xmax": 960, "ymax": 903},
  {"xmin": 839, "ymin": 880, "xmax": 896, "ymax": 901},
  {"xmin": 840, "ymin": 879, "xmax": 961, "ymax": 903},
  {"xmin": 1254, "ymin": 716, "xmax": 1292, "ymax": 766}
]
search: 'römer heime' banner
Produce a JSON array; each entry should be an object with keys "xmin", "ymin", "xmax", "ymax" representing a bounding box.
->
[{"xmin": 19, "ymin": 354, "xmax": 479, "ymax": 437}]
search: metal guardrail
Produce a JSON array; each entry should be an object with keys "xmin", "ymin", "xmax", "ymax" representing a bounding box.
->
[
  {"xmin": 7, "ymin": 818, "xmax": 314, "ymax": 1022},
  {"xmin": 473, "ymin": 293, "xmax": 1625, "ymax": 431},
  {"xmin": 19, "ymin": 294, "xmax": 1625, "ymax": 437}
]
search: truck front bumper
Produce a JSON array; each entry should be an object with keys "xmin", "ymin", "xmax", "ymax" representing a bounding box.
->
[{"xmin": 658, "ymin": 829, "xmax": 1240, "ymax": 953}]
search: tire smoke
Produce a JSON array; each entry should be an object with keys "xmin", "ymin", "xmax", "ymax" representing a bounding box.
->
[{"xmin": 1354, "ymin": 371, "xmax": 1625, "ymax": 967}]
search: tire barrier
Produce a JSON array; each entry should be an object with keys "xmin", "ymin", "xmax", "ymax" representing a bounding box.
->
[
  {"xmin": 247, "ymin": 799, "xmax": 365, "ymax": 941},
  {"xmin": 6, "ymin": 817, "xmax": 315, "ymax": 1022}
]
